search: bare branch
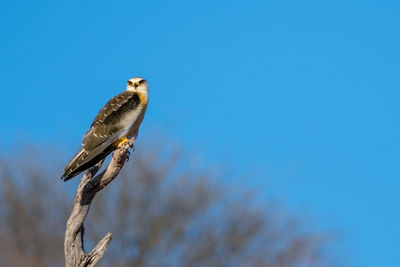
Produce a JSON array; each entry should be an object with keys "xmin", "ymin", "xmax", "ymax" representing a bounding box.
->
[
  {"xmin": 85, "ymin": 233, "xmax": 112, "ymax": 267},
  {"xmin": 64, "ymin": 140, "xmax": 133, "ymax": 267}
]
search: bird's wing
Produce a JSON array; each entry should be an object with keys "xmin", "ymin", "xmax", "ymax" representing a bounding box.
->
[
  {"xmin": 62, "ymin": 90, "xmax": 142, "ymax": 181},
  {"xmin": 61, "ymin": 134, "xmax": 120, "ymax": 181},
  {"xmin": 82, "ymin": 90, "xmax": 141, "ymax": 150}
]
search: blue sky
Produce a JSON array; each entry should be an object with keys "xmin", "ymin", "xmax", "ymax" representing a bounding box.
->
[{"xmin": 1, "ymin": 0, "xmax": 399, "ymax": 266}]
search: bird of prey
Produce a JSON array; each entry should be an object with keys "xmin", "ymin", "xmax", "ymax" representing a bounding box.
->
[{"xmin": 61, "ymin": 77, "xmax": 149, "ymax": 181}]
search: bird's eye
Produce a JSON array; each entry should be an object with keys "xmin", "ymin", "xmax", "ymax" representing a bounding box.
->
[
  {"xmin": 127, "ymin": 81, "xmax": 133, "ymax": 86},
  {"xmin": 139, "ymin": 80, "xmax": 145, "ymax": 84}
]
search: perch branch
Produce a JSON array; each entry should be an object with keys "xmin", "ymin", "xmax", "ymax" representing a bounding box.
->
[{"xmin": 64, "ymin": 139, "xmax": 134, "ymax": 267}]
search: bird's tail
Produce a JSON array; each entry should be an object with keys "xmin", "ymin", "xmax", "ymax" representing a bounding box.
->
[{"xmin": 61, "ymin": 145, "xmax": 115, "ymax": 182}]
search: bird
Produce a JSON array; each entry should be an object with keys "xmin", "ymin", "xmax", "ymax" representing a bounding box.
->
[{"xmin": 61, "ymin": 77, "xmax": 149, "ymax": 181}]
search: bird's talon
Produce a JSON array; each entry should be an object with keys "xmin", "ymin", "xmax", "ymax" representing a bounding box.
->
[{"xmin": 117, "ymin": 137, "xmax": 131, "ymax": 148}]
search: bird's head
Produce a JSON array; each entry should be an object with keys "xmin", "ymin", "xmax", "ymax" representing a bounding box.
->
[{"xmin": 126, "ymin": 77, "xmax": 149, "ymax": 93}]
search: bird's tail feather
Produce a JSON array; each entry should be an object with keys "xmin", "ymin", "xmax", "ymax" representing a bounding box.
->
[{"xmin": 61, "ymin": 144, "xmax": 115, "ymax": 182}]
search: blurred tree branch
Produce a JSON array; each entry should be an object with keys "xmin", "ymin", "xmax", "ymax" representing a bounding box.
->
[{"xmin": 64, "ymin": 140, "xmax": 132, "ymax": 267}]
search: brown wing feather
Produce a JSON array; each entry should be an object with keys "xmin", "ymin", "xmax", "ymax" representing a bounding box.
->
[
  {"xmin": 61, "ymin": 144, "xmax": 115, "ymax": 181},
  {"xmin": 61, "ymin": 90, "xmax": 142, "ymax": 181},
  {"xmin": 82, "ymin": 91, "xmax": 140, "ymax": 150}
]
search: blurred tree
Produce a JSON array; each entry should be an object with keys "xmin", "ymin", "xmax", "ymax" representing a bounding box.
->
[{"xmin": 0, "ymin": 145, "xmax": 333, "ymax": 267}]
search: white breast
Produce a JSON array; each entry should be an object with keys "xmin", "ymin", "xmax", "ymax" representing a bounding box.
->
[{"xmin": 119, "ymin": 109, "xmax": 141, "ymax": 131}]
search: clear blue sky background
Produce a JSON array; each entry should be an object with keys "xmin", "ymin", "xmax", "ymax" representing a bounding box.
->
[{"xmin": 1, "ymin": 1, "xmax": 399, "ymax": 266}]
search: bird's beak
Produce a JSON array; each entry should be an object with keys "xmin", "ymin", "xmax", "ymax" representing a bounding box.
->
[{"xmin": 133, "ymin": 83, "xmax": 138, "ymax": 88}]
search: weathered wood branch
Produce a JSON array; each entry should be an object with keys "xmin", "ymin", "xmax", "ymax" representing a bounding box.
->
[{"xmin": 64, "ymin": 140, "xmax": 134, "ymax": 267}]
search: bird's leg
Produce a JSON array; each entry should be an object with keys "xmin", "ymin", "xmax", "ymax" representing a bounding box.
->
[{"xmin": 116, "ymin": 137, "xmax": 136, "ymax": 162}]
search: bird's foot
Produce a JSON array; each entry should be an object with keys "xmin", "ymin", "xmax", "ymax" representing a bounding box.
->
[
  {"xmin": 119, "ymin": 137, "xmax": 135, "ymax": 162},
  {"xmin": 117, "ymin": 137, "xmax": 135, "ymax": 157},
  {"xmin": 117, "ymin": 137, "xmax": 131, "ymax": 148}
]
